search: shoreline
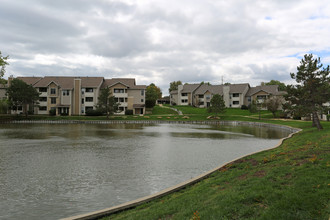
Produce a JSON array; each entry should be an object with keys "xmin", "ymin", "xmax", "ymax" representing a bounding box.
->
[{"xmin": 55, "ymin": 121, "xmax": 301, "ymax": 220}]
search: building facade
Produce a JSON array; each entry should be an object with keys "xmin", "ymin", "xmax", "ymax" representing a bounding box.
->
[
  {"xmin": 170, "ymin": 83, "xmax": 284, "ymax": 109},
  {"xmin": 6, "ymin": 76, "xmax": 146, "ymax": 116}
]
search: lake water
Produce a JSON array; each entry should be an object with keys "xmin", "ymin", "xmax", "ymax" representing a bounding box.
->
[{"xmin": 0, "ymin": 123, "xmax": 291, "ymax": 220}]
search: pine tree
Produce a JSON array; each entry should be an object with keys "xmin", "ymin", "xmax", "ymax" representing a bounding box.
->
[{"xmin": 285, "ymin": 54, "xmax": 330, "ymax": 130}]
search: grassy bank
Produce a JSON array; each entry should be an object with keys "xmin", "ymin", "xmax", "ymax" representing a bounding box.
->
[{"xmin": 99, "ymin": 120, "xmax": 329, "ymax": 219}]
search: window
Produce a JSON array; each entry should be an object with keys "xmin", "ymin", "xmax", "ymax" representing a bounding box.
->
[
  {"xmin": 181, "ymin": 93, "xmax": 188, "ymax": 96},
  {"xmin": 81, "ymin": 89, "xmax": 85, "ymax": 94},
  {"xmin": 257, "ymin": 95, "xmax": 267, "ymax": 100},
  {"xmin": 50, "ymin": 88, "xmax": 56, "ymax": 95},
  {"xmin": 198, "ymin": 95, "xmax": 204, "ymax": 98},
  {"xmin": 62, "ymin": 90, "xmax": 69, "ymax": 96},
  {"xmin": 82, "ymin": 98, "xmax": 84, "ymax": 104},
  {"xmin": 141, "ymin": 90, "xmax": 144, "ymax": 96},
  {"xmin": 141, "ymin": 99, "xmax": 144, "ymax": 102},
  {"xmin": 85, "ymin": 97, "xmax": 93, "ymax": 102},
  {"xmin": 39, "ymin": 106, "xmax": 47, "ymax": 111},
  {"xmin": 85, "ymin": 88, "xmax": 93, "ymax": 93},
  {"xmin": 233, "ymin": 101, "xmax": 239, "ymax": 105},
  {"xmin": 114, "ymin": 88, "xmax": 125, "ymax": 93},
  {"xmin": 181, "ymin": 99, "xmax": 188, "ymax": 103},
  {"xmin": 233, "ymin": 93, "xmax": 239, "ymax": 97},
  {"xmin": 247, "ymin": 97, "xmax": 251, "ymax": 102},
  {"xmin": 85, "ymin": 107, "xmax": 93, "ymax": 112},
  {"xmin": 51, "ymin": 97, "xmax": 56, "ymax": 104},
  {"xmin": 18, "ymin": 106, "xmax": 23, "ymax": 110},
  {"xmin": 114, "ymin": 97, "xmax": 119, "ymax": 102},
  {"xmin": 39, "ymin": 87, "xmax": 47, "ymax": 92},
  {"xmin": 119, "ymin": 98, "xmax": 124, "ymax": 102},
  {"xmin": 39, "ymin": 97, "xmax": 47, "ymax": 102},
  {"xmin": 205, "ymin": 95, "xmax": 211, "ymax": 100}
]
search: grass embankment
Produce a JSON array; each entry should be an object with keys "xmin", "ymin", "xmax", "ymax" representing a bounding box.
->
[{"xmin": 98, "ymin": 108, "xmax": 329, "ymax": 220}]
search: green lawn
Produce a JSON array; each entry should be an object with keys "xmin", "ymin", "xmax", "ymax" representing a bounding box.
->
[
  {"xmin": 100, "ymin": 120, "xmax": 330, "ymax": 220},
  {"xmin": 151, "ymin": 106, "xmax": 178, "ymax": 115}
]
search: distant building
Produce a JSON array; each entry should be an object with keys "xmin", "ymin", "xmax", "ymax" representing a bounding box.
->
[
  {"xmin": 6, "ymin": 76, "xmax": 146, "ymax": 115},
  {"xmin": 170, "ymin": 83, "xmax": 285, "ymax": 108}
]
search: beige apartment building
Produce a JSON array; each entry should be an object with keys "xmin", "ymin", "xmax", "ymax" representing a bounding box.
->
[
  {"xmin": 170, "ymin": 83, "xmax": 285, "ymax": 108},
  {"xmin": 7, "ymin": 76, "xmax": 146, "ymax": 115}
]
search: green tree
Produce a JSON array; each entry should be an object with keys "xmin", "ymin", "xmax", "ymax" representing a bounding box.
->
[
  {"xmin": 0, "ymin": 51, "xmax": 9, "ymax": 79},
  {"xmin": 169, "ymin": 81, "xmax": 182, "ymax": 93},
  {"xmin": 146, "ymin": 83, "xmax": 162, "ymax": 108},
  {"xmin": 265, "ymin": 95, "xmax": 282, "ymax": 118},
  {"xmin": 284, "ymin": 54, "xmax": 330, "ymax": 130},
  {"xmin": 6, "ymin": 79, "xmax": 40, "ymax": 117},
  {"xmin": 265, "ymin": 80, "xmax": 286, "ymax": 91},
  {"xmin": 95, "ymin": 87, "xmax": 118, "ymax": 119},
  {"xmin": 0, "ymin": 99, "xmax": 9, "ymax": 114},
  {"xmin": 208, "ymin": 94, "xmax": 226, "ymax": 116}
]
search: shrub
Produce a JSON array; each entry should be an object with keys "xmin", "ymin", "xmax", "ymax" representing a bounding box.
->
[
  {"xmin": 85, "ymin": 109, "xmax": 103, "ymax": 116},
  {"xmin": 125, "ymin": 109, "xmax": 134, "ymax": 115},
  {"xmin": 241, "ymin": 105, "xmax": 248, "ymax": 110},
  {"xmin": 146, "ymin": 99, "xmax": 156, "ymax": 108},
  {"xmin": 49, "ymin": 109, "xmax": 56, "ymax": 116}
]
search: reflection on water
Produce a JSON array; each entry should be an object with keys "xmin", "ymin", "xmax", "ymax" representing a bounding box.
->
[{"xmin": 0, "ymin": 123, "xmax": 290, "ymax": 220}]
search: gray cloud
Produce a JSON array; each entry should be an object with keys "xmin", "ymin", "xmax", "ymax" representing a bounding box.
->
[{"xmin": 1, "ymin": 0, "xmax": 329, "ymax": 95}]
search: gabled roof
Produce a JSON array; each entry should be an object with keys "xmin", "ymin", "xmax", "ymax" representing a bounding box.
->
[
  {"xmin": 33, "ymin": 77, "xmax": 104, "ymax": 89},
  {"xmin": 181, "ymin": 84, "xmax": 200, "ymax": 93},
  {"xmin": 246, "ymin": 85, "xmax": 280, "ymax": 96},
  {"xmin": 229, "ymin": 83, "xmax": 250, "ymax": 93},
  {"xmin": 170, "ymin": 90, "xmax": 178, "ymax": 94},
  {"xmin": 17, "ymin": 77, "xmax": 42, "ymax": 86},
  {"xmin": 195, "ymin": 84, "xmax": 224, "ymax": 95},
  {"xmin": 101, "ymin": 78, "xmax": 146, "ymax": 89}
]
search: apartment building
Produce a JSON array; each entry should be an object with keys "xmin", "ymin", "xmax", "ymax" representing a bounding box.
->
[
  {"xmin": 170, "ymin": 83, "xmax": 284, "ymax": 108},
  {"xmin": 7, "ymin": 76, "xmax": 146, "ymax": 115},
  {"xmin": 101, "ymin": 78, "xmax": 146, "ymax": 115}
]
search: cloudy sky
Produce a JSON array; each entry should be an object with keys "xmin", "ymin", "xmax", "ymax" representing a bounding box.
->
[{"xmin": 1, "ymin": 0, "xmax": 330, "ymax": 95}]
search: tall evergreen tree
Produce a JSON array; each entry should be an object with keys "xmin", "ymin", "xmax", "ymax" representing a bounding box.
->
[
  {"xmin": 95, "ymin": 87, "xmax": 118, "ymax": 119},
  {"xmin": 284, "ymin": 54, "xmax": 330, "ymax": 130},
  {"xmin": 208, "ymin": 94, "xmax": 226, "ymax": 116}
]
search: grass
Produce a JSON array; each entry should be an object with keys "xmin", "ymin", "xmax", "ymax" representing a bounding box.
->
[{"xmin": 151, "ymin": 106, "xmax": 178, "ymax": 115}]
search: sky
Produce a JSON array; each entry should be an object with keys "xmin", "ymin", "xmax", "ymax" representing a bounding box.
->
[{"xmin": 1, "ymin": 0, "xmax": 330, "ymax": 95}]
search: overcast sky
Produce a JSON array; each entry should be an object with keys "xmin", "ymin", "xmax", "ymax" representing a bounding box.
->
[{"xmin": 1, "ymin": 0, "xmax": 330, "ymax": 95}]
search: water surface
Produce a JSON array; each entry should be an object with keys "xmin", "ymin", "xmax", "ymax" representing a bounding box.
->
[{"xmin": 0, "ymin": 123, "xmax": 290, "ymax": 220}]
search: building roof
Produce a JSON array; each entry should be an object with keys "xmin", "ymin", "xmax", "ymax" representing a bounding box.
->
[
  {"xmin": 195, "ymin": 84, "xmax": 224, "ymax": 95},
  {"xmin": 181, "ymin": 84, "xmax": 200, "ymax": 93},
  {"xmin": 246, "ymin": 85, "xmax": 280, "ymax": 96},
  {"xmin": 102, "ymin": 78, "xmax": 146, "ymax": 89},
  {"xmin": 228, "ymin": 83, "xmax": 250, "ymax": 93},
  {"xmin": 17, "ymin": 77, "xmax": 43, "ymax": 85},
  {"xmin": 33, "ymin": 77, "xmax": 104, "ymax": 89},
  {"xmin": 170, "ymin": 90, "xmax": 178, "ymax": 95}
]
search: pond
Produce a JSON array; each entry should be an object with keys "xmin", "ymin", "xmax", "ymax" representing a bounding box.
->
[{"xmin": 0, "ymin": 123, "xmax": 291, "ymax": 220}]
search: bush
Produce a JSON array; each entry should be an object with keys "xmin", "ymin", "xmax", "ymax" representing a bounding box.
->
[
  {"xmin": 278, "ymin": 111, "xmax": 288, "ymax": 119},
  {"xmin": 326, "ymin": 114, "xmax": 330, "ymax": 121},
  {"xmin": 85, "ymin": 109, "xmax": 103, "ymax": 116},
  {"xmin": 248, "ymin": 103, "xmax": 257, "ymax": 113},
  {"xmin": 146, "ymin": 99, "xmax": 156, "ymax": 108},
  {"xmin": 125, "ymin": 109, "xmax": 134, "ymax": 115},
  {"xmin": 49, "ymin": 109, "xmax": 56, "ymax": 116},
  {"xmin": 241, "ymin": 105, "xmax": 248, "ymax": 110}
]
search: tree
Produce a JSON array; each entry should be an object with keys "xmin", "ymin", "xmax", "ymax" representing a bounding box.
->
[
  {"xmin": 6, "ymin": 79, "xmax": 40, "ymax": 117},
  {"xmin": 265, "ymin": 80, "xmax": 286, "ymax": 91},
  {"xmin": 208, "ymin": 94, "xmax": 226, "ymax": 116},
  {"xmin": 146, "ymin": 83, "xmax": 162, "ymax": 108},
  {"xmin": 169, "ymin": 81, "xmax": 182, "ymax": 93},
  {"xmin": 265, "ymin": 95, "xmax": 282, "ymax": 118},
  {"xmin": 95, "ymin": 87, "xmax": 118, "ymax": 119},
  {"xmin": 284, "ymin": 54, "xmax": 330, "ymax": 130},
  {"xmin": 0, "ymin": 51, "xmax": 9, "ymax": 79}
]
